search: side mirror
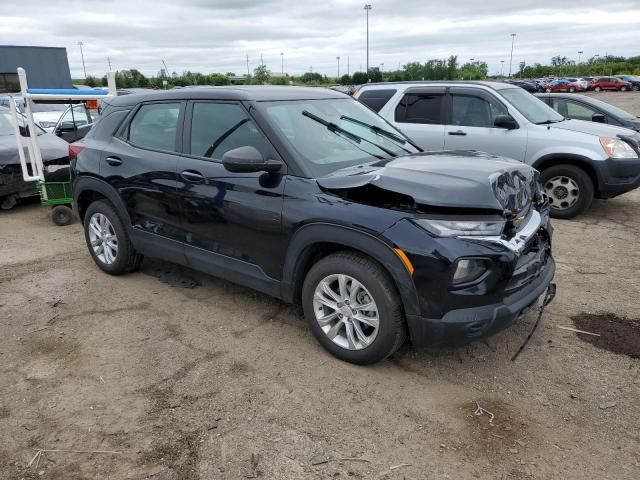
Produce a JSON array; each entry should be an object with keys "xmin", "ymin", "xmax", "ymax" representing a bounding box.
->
[
  {"xmin": 592, "ymin": 113, "xmax": 606, "ymax": 123},
  {"xmin": 222, "ymin": 146, "xmax": 283, "ymax": 173},
  {"xmin": 494, "ymin": 115, "xmax": 518, "ymax": 130},
  {"xmin": 57, "ymin": 121, "xmax": 77, "ymax": 133}
]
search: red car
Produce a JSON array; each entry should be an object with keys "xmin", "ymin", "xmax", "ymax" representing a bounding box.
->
[
  {"xmin": 591, "ymin": 77, "xmax": 632, "ymax": 92},
  {"xmin": 543, "ymin": 79, "xmax": 586, "ymax": 93}
]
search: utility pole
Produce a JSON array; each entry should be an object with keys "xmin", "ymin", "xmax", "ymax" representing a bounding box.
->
[
  {"xmin": 260, "ymin": 54, "xmax": 264, "ymax": 69},
  {"xmin": 78, "ymin": 41, "xmax": 87, "ymax": 79},
  {"xmin": 246, "ymin": 53, "xmax": 250, "ymax": 76},
  {"xmin": 500, "ymin": 60, "xmax": 505, "ymax": 78},
  {"xmin": 508, "ymin": 33, "xmax": 516, "ymax": 78},
  {"xmin": 107, "ymin": 57, "xmax": 112, "ymax": 71},
  {"xmin": 364, "ymin": 4, "xmax": 372, "ymax": 80},
  {"xmin": 280, "ymin": 52, "xmax": 284, "ymax": 76},
  {"xmin": 347, "ymin": 56, "xmax": 350, "ymax": 76},
  {"xmin": 336, "ymin": 56, "xmax": 340, "ymax": 79}
]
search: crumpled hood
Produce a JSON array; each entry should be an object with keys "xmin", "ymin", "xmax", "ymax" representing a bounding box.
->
[
  {"xmin": 316, "ymin": 151, "xmax": 540, "ymax": 214},
  {"xmin": 550, "ymin": 118, "xmax": 640, "ymax": 139},
  {"xmin": 0, "ymin": 133, "xmax": 69, "ymax": 166}
]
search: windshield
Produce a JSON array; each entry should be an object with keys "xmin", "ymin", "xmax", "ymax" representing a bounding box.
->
[
  {"xmin": 0, "ymin": 109, "xmax": 45, "ymax": 136},
  {"xmin": 258, "ymin": 98, "xmax": 419, "ymax": 176},
  {"xmin": 500, "ymin": 87, "xmax": 564, "ymax": 124},
  {"xmin": 31, "ymin": 103, "xmax": 68, "ymax": 113}
]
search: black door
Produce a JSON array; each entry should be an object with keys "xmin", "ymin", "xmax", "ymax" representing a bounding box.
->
[
  {"xmin": 177, "ymin": 100, "xmax": 286, "ymax": 291},
  {"xmin": 100, "ymin": 101, "xmax": 185, "ymax": 247}
]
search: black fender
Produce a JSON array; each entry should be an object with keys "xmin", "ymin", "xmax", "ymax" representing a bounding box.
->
[
  {"xmin": 280, "ymin": 222, "xmax": 420, "ymax": 316},
  {"xmin": 72, "ymin": 176, "xmax": 133, "ymax": 229},
  {"xmin": 531, "ymin": 154, "xmax": 600, "ymax": 190}
]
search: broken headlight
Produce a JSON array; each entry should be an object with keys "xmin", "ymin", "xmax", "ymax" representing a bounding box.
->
[{"xmin": 414, "ymin": 218, "xmax": 505, "ymax": 237}]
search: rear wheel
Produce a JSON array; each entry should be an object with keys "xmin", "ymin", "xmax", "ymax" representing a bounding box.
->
[
  {"xmin": 540, "ymin": 165, "xmax": 594, "ymax": 219},
  {"xmin": 83, "ymin": 200, "xmax": 143, "ymax": 274},
  {"xmin": 546, "ymin": 88, "xmax": 552, "ymax": 93},
  {"xmin": 633, "ymin": 85, "xmax": 640, "ymax": 91},
  {"xmin": 594, "ymin": 86, "xmax": 602, "ymax": 92},
  {"xmin": 620, "ymin": 86, "xmax": 627, "ymax": 92},
  {"xmin": 569, "ymin": 87, "xmax": 575, "ymax": 93},
  {"xmin": 51, "ymin": 205, "xmax": 73, "ymax": 226},
  {"xmin": 301, "ymin": 251, "xmax": 406, "ymax": 365}
]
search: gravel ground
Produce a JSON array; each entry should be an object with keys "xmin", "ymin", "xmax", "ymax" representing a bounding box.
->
[{"xmin": 1, "ymin": 93, "xmax": 639, "ymax": 480}]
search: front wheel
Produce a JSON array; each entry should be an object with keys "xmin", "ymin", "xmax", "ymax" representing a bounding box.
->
[
  {"xmin": 301, "ymin": 252, "xmax": 406, "ymax": 365},
  {"xmin": 540, "ymin": 165, "xmax": 594, "ymax": 219},
  {"xmin": 594, "ymin": 86, "xmax": 602, "ymax": 92},
  {"xmin": 83, "ymin": 200, "xmax": 143, "ymax": 274},
  {"xmin": 620, "ymin": 86, "xmax": 627, "ymax": 92},
  {"xmin": 569, "ymin": 87, "xmax": 575, "ymax": 93}
]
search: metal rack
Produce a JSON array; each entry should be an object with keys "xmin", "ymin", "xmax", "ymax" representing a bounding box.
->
[{"xmin": 8, "ymin": 67, "xmax": 116, "ymax": 224}]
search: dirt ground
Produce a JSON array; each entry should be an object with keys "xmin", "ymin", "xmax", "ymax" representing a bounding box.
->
[{"xmin": 1, "ymin": 95, "xmax": 640, "ymax": 480}]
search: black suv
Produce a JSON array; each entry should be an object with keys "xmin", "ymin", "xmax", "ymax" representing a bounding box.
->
[{"xmin": 71, "ymin": 87, "xmax": 555, "ymax": 364}]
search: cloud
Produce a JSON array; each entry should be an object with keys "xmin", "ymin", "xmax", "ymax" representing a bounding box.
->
[{"xmin": 1, "ymin": 0, "xmax": 638, "ymax": 78}]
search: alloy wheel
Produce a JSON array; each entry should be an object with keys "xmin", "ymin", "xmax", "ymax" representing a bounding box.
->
[
  {"xmin": 313, "ymin": 274, "xmax": 379, "ymax": 350},
  {"xmin": 545, "ymin": 176, "xmax": 580, "ymax": 210},
  {"xmin": 88, "ymin": 213, "xmax": 118, "ymax": 264}
]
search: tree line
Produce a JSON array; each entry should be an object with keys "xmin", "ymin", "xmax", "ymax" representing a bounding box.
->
[{"xmin": 79, "ymin": 55, "xmax": 640, "ymax": 89}]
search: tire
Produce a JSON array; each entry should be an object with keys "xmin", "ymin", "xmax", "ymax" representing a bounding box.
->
[
  {"xmin": 620, "ymin": 86, "xmax": 627, "ymax": 92},
  {"xmin": 301, "ymin": 251, "xmax": 406, "ymax": 365},
  {"xmin": 51, "ymin": 205, "xmax": 73, "ymax": 226},
  {"xmin": 594, "ymin": 86, "xmax": 602, "ymax": 92},
  {"xmin": 633, "ymin": 85, "xmax": 639, "ymax": 91},
  {"xmin": 540, "ymin": 164, "xmax": 594, "ymax": 219},
  {"xmin": 569, "ymin": 87, "xmax": 575, "ymax": 93},
  {"xmin": 546, "ymin": 88, "xmax": 552, "ymax": 93},
  {"xmin": 83, "ymin": 199, "xmax": 143, "ymax": 274}
]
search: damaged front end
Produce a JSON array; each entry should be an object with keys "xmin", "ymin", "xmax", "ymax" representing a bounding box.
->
[{"xmin": 317, "ymin": 151, "xmax": 555, "ymax": 348}]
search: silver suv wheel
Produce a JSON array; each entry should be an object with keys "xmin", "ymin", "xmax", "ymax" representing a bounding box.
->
[
  {"xmin": 545, "ymin": 175, "xmax": 579, "ymax": 211},
  {"xmin": 88, "ymin": 212, "xmax": 118, "ymax": 264},
  {"xmin": 313, "ymin": 274, "xmax": 379, "ymax": 350}
]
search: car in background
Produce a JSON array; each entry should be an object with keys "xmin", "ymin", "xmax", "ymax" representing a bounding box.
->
[
  {"xmin": 0, "ymin": 97, "xmax": 93, "ymax": 142},
  {"xmin": 0, "ymin": 105, "xmax": 69, "ymax": 209},
  {"xmin": 507, "ymin": 80, "xmax": 543, "ymax": 93},
  {"xmin": 591, "ymin": 77, "xmax": 632, "ymax": 91},
  {"xmin": 566, "ymin": 78, "xmax": 589, "ymax": 90},
  {"xmin": 355, "ymin": 81, "xmax": 640, "ymax": 219},
  {"xmin": 535, "ymin": 93, "xmax": 640, "ymax": 132},
  {"xmin": 616, "ymin": 76, "xmax": 640, "ymax": 91},
  {"xmin": 543, "ymin": 79, "xmax": 585, "ymax": 93},
  {"xmin": 579, "ymin": 77, "xmax": 595, "ymax": 89}
]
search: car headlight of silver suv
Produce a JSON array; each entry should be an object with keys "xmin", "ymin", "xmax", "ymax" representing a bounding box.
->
[
  {"xmin": 599, "ymin": 137, "xmax": 639, "ymax": 158},
  {"xmin": 414, "ymin": 218, "xmax": 506, "ymax": 237}
]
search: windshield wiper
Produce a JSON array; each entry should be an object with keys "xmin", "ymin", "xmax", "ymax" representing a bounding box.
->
[
  {"xmin": 535, "ymin": 119, "xmax": 564, "ymax": 125},
  {"xmin": 301, "ymin": 110, "xmax": 397, "ymax": 158},
  {"xmin": 339, "ymin": 115, "xmax": 418, "ymax": 154}
]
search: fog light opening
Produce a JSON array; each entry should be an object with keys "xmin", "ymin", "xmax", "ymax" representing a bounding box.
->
[{"xmin": 452, "ymin": 259, "xmax": 488, "ymax": 285}]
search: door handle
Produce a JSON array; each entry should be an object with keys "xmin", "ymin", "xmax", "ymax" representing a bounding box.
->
[
  {"xmin": 448, "ymin": 130, "xmax": 467, "ymax": 136},
  {"xmin": 180, "ymin": 170, "xmax": 204, "ymax": 182},
  {"xmin": 106, "ymin": 156, "xmax": 122, "ymax": 166}
]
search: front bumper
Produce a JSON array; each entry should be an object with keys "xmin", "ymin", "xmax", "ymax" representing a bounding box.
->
[
  {"xmin": 406, "ymin": 256, "xmax": 555, "ymax": 348},
  {"xmin": 594, "ymin": 156, "xmax": 640, "ymax": 198}
]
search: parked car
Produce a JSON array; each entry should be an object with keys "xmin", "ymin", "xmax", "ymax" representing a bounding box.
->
[
  {"xmin": 0, "ymin": 105, "xmax": 69, "ymax": 209},
  {"xmin": 543, "ymin": 79, "xmax": 585, "ymax": 93},
  {"xmin": 579, "ymin": 77, "xmax": 595, "ymax": 89},
  {"xmin": 507, "ymin": 80, "xmax": 542, "ymax": 93},
  {"xmin": 566, "ymin": 78, "xmax": 589, "ymax": 90},
  {"xmin": 355, "ymin": 81, "xmax": 640, "ymax": 219},
  {"xmin": 536, "ymin": 93, "xmax": 640, "ymax": 132},
  {"xmin": 616, "ymin": 76, "xmax": 640, "ymax": 91},
  {"xmin": 0, "ymin": 96, "xmax": 94, "ymax": 142},
  {"xmin": 591, "ymin": 77, "xmax": 632, "ymax": 91},
  {"xmin": 71, "ymin": 87, "xmax": 555, "ymax": 365}
]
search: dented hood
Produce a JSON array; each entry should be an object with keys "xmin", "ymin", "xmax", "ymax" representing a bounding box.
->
[{"xmin": 316, "ymin": 151, "xmax": 539, "ymax": 213}]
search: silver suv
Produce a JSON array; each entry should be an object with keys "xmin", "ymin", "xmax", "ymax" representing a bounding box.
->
[{"xmin": 355, "ymin": 81, "xmax": 640, "ymax": 218}]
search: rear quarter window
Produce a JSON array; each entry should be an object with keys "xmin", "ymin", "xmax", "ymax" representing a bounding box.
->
[{"xmin": 357, "ymin": 89, "xmax": 397, "ymax": 113}]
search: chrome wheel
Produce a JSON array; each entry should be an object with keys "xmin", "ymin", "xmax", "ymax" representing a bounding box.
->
[
  {"xmin": 545, "ymin": 176, "xmax": 579, "ymax": 210},
  {"xmin": 88, "ymin": 213, "xmax": 118, "ymax": 264},
  {"xmin": 313, "ymin": 274, "xmax": 379, "ymax": 350}
]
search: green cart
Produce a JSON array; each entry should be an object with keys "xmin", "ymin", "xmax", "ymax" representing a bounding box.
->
[{"xmin": 37, "ymin": 180, "xmax": 74, "ymax": 226}]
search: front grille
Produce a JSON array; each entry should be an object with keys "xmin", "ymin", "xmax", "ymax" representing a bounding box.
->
[{"xmin": 505, "ymin": 231, "xmax": 550, "ymax": 294}]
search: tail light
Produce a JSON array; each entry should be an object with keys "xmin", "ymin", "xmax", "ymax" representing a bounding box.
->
[{"xmin": 69, "ymin": 142, "xmax": 86, "ymax": 161}]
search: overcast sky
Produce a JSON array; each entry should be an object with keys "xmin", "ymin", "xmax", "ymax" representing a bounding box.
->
[{"xmin": 2, "ymin": 0, "xmax": 639, "ymax": 79}]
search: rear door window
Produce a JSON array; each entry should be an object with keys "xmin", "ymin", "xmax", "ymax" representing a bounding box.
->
[
  {"xmin": 357, "ymin": 89, "xmax": 397, "ymax": 113},
  {"xmin": 127, "ymin": 102, "xmax": 181, "ymax": 152},
  {"xmin": 395, "ymin": 93, "xmax": 444, "ymax": 124},
  {"xmin": 553, "ymin": 99, "xmax": 600, "ymax": 121}
]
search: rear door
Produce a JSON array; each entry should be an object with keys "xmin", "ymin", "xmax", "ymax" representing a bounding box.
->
[
  {"xmin": 443, "ymin": 87, "xmax": 527, "ymax": 161},
  {"xmin": 551, "ymin": 98, "xmax": 605, "ymax": 123},
  {"xmin": 356, "ymin": 88, "xmax": 397, "ymax": 113},
  {"xmin": 100, "ymin": 101, "xmax": 185, "ymax": 248},
  {"xmin": 387, "ymin": 87, "xmax": 446, "ymax": 151}
]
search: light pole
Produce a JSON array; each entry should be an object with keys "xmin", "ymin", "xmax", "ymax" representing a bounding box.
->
[
  {"xmin": 280, "ymin": 52, "xmax": 284, "ymax": 76},
  {"xmin": 336, "ymin": 56, "xmax": 340, "ymax": 80},
  {"xmin": 508, "ymin": 33, "xmax": 516, "ymax": 78},
  {"xmin": 577, "ymin": 50, "xmax": 583, "ymax": 76},
  {"xmin": 500, "ymin": 60, "xmax": 505, "ymax": 78},
  {"xmin": 78, "ymin": 41, "xmax": 87, "ymax": 79},
  {"xmin": 364, "ymin": 4, "xmax": 372, "ymax": 80}
]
